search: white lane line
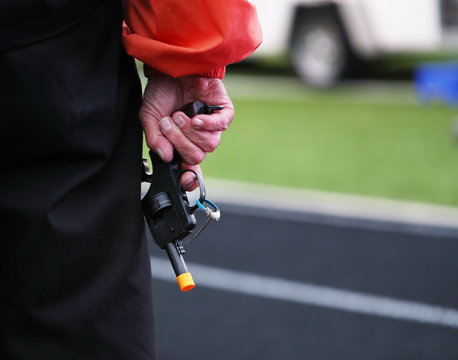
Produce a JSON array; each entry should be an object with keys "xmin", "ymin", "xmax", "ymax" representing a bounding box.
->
[{"xmin": 150, "ymin": 256, "xmax": 458, "ymax": 329}]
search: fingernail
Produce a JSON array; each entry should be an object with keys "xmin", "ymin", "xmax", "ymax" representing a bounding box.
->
[
  {"xmin": 193, "ymin": 118, "xmax": 203, "ymax": 128},
  {"xmin": 173, "ymin": 115, "xmax": 186, "ymax": 129},
  {"xmin": 155, "ymin": 148, "xmax": 165, "ymax": 161},
  {"xmin": 159, "ymin": 117, "xmax": 172, "ymax": 132}
]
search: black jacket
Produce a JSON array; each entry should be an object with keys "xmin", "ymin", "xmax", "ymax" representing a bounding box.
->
[
  {"xmin": 0, "ymin": 1, "xmax": 157, "ymax": 358},
  {"xmin": 0, "ymin": 0, "xmax": 99, "ymax": 51}
]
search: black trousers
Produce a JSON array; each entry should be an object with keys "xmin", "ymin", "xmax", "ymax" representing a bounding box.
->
[{"xmin": 0, "ymin": 2, "xmax": 157, "ymax": 359}]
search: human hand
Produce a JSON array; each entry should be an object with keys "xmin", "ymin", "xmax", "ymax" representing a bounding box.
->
[{"xmin": 139, "ymin": 75, "xmax": 234, "ymax": 190}]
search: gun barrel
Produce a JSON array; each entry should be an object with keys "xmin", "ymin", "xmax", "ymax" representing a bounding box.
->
[{"xmin": 165, "ymin": 242, "xmax": 195, "ymax": 292}]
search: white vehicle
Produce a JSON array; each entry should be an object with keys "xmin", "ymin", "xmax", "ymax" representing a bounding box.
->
[{"xmin": 250, "ymin": 0, "xmax": 458, "ymax": 86}]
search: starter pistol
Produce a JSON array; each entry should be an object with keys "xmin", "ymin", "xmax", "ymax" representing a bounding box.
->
[{"xmin": 142, "ymin": 101, "xmax": 222, "ymax": 291}]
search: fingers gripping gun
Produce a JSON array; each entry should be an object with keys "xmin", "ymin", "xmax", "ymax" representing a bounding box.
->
[{"xmin": 142, "ymin": 102, "xmax": 222, "ymax": 291}]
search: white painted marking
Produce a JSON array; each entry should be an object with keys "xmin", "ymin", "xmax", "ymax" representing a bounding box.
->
[{"xmin": 151, "ymin": 256, "xmax": 458, "ymax": 329}]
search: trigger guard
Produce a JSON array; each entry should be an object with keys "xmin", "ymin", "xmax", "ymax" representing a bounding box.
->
[{"xmin": 179, "ymin": 169, "xmax": 206, "ymax": 205}]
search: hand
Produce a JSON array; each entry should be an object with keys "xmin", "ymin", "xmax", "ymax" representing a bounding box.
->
[{"xmin": 139, "ymin": 75, "xmax": 234, "ymax": 190}]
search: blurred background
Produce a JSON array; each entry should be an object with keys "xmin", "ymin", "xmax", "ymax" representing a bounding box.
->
[{"xmin": 143, "ymin": 1, "xmax": 458, "ymax": 359}]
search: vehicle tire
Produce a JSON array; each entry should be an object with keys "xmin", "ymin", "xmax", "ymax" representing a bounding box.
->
[{"xmin": 291, "ymin": 13, "xmax": 355, "ymax": 87}]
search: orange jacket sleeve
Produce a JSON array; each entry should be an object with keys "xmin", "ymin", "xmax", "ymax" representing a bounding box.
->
[{"xmin": 121, "ymin": 0, "xmax": 262, "ymax": 79}]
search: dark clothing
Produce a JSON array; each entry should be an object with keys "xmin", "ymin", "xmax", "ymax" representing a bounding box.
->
[
  {"xmin": 0, "ymin": 1, "xmax": 157, "ymax": 358},
  {"xmin": 0, "ymin": 0, "xmax": 98, "ymax": 52}
]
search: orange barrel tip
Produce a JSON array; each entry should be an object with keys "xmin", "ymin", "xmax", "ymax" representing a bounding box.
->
[{"xmin": 177, "ymin": 272, "xmax": 195, "ymax": 292}]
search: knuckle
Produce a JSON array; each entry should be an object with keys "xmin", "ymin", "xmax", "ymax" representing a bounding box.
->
[
  {"xmin": 215, "ymin": 117, "xmax": 222, "ymax": 131},
  {"xmin": 218, "ymin": 114, "xmax": 231, "ymax": 131},
  {"xmin": 189, "ymin": 151, "xmax": 206, "ymax": 165},
  {"xmin": 146, "ymin": 136, "xmax": 158, "ymax": 150},
  {"xmin": 221, "ymin": 119, "xmax": 230, "ymax": 130},
  {"xmin": 205, "ymin": 137, "xmax": 220, "ymax": 152}
]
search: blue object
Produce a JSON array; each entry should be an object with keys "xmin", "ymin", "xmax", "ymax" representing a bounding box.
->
[
  {"xmin": 196, "ymin": 198, "xmax": 219, "ymax": 211},
  {"xmin": 415, "ymin": 62, "xmax": 458, "ymax": 106}
]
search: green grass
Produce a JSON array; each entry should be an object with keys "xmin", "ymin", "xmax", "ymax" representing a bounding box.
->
[
  {"xmin": 140, "ymin": 71, "xmax": 458, "ymax": 207},
  {"xmin": 198, "ymin": 77, "xmax": 458, "ymax": 207}
]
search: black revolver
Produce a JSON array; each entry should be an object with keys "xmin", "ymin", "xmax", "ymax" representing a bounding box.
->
[{"xmin": 142, "ymin": 101, "xmax": 223, "ymax": 291}]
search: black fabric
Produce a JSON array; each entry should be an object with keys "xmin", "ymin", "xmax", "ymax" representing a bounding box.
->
[
  {"xmin": 0, "ymin": 1, "xmax": 157, "ymax": 359},
  {"xmin": 0, "ymin": 0, "xmax": 99, "ymax": 52}
]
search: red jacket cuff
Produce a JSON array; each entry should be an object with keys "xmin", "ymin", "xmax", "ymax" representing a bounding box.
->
[
  {"xmin": 122, "ymin": 0, "xmax": 262, "ymax": 78},
  {"xmin": 143, "ymin": 64, "xmax": 226, "ymax": 79}
]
